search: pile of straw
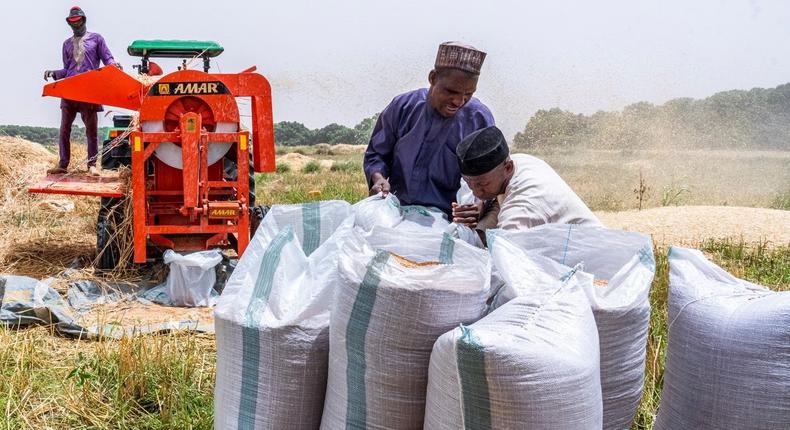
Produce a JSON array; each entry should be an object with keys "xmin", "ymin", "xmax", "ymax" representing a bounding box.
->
[
  {"xmin": 0, "ymin": 136, "xmax": 57, "ymax": 199},
  {"xmin": 0, "ymin": 138, "xmax": 118, "ymax": 280}
]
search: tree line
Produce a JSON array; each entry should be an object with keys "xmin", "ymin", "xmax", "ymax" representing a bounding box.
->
[
  {"xmin": 274, "ymin": 115, "xmax": 378, "ymax": 146},
  {"xmin": 0, "ymin": 115, "xmax": 379, "ymax": 148},
  {"xmin": 5, "ymin": 82, "xmax": 790, "ymax": 151},
  {"xmin": 513, "ymin": 83, "xmax": 790, "ymax": 150},
  {"xmin": 0, "ymin": 125, "xmax": 109, "ymax": 146}
]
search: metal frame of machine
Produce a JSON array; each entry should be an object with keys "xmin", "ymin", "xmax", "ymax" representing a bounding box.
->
[{"xmin": 31, "ymin": 40, "xmax": 275, "ymax": 265}]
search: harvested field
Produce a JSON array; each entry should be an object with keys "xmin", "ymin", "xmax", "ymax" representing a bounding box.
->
[{"xmin": 533, "ymin": 148, "xmax": 790, "ymax": 211}]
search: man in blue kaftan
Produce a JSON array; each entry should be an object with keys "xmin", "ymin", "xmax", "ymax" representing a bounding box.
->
[{"xmin": 363, "ymin": 42, "xmax": 495, "ymax": 218}]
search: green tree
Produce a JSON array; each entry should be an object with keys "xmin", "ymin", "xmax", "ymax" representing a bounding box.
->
[
  {"xmin": 274, "ymin": 121, "xmax": 314, "ymax": 146},
  {"xmin": 351, "ymin": 114, "xmax": 380, "ymax": 145},
  {"xmin": 514, "ymin": 108, "xmax": 590, "ymax": 149},
  {"xmin": 313, "ymin": 123, "xmax": 357, "ymax": 144},
  {"xmin": 512, "ymin": 82, "xmax": 790, "ymax": 151}
]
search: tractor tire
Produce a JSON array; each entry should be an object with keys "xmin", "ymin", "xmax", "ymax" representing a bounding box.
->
[{"xmin": 96, "ymin": 197, "xmax": 126, "ymax": 271}]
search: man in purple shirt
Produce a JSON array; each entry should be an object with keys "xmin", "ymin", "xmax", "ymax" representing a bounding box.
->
[
  {"xmin": 364, "ymin": 42, "xmax": 495, "ymax": 217},
  {"xmin": 44, "ymin": 6, "xmax": 118, "ymax": 175}
]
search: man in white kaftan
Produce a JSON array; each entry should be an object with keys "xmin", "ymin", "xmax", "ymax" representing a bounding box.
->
[{"xmin": 451, "ymin": 126, "xmax": 598, "ymax": 242}]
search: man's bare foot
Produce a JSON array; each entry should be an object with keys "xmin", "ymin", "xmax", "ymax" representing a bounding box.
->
[{"xmin": 88, "ymin": 166, "xmax": 100, "ymax": 177}]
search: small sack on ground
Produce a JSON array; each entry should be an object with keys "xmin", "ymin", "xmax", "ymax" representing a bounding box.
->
[{"xmin": 163, "ymin": 249, "xmax": 223, "ymax": 307}]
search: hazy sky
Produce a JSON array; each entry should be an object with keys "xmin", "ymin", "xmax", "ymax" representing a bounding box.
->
[{"xmin": 3, "ymin": 0, "xmax": 789, "ymax": 138}]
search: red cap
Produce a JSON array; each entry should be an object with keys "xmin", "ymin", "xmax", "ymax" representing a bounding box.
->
[{"xmin": 66, "ymin": 6, "xmax": 86, "ymax": 22}]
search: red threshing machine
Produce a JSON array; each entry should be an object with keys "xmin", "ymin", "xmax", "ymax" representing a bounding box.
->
[{"xmin": 30, "ymin": 40, "xmax": 275, "ymax": 269}]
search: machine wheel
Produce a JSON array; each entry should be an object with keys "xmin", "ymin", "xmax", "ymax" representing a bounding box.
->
[{"xmin": 96, "ymin": 197, "xmax": 126, "ymax": 271}]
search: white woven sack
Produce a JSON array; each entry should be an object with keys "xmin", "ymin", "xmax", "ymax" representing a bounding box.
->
[
  {"xmin": 424, "ymin": 276, "xmax": 602, "ymax": 429},
  {"xmin": 162, "ymin": 249, "xmax": 222, "ymax": 307},
  {"xmin": 655, "ymin": 247, "xmax": 790, "ymax": 430},
  {"xmin": 321, "ymin": 227, "xmax": 491, "ymax": 430},
  {"xmin": 391, "ymin": 202, "xmax": 483, "ymax": 249},
  {"xmin": 396, "ymin": 205, "xmax": 450, "ymax": 232},
  {"xmin": 494, "ymin": 225, "xmax": 655, "ymax": 430},
  {"xmin": 446, "ymin": 179, "xmax": 484, "ymax": 248},
  {"xmin": 352, "ymin": 193, "xmax": 402, "ymax": 231},
  {"xmin": 214, "ymin": 201, "xmax": 353, "ymax": 430}
]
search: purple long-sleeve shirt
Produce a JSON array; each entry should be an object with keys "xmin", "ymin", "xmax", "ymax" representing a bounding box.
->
[
  {"xmin": 53, "ymin": 32, "xmax": 115, "ymax": 109},
  {"xmin": 53, "ymin": 32, "xmax": 115, "ymax": 80},
  {"xmin": 364, "ymin": 88, "xmax": 495, "ymax": 215}
]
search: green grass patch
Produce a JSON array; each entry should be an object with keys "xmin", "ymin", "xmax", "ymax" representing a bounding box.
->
[
  {"xmin": 700, "ymin": 239, "xmax": 790, "ymax": 288},
  {"xmin": 770, "ymin": 191, "xmax": 790, "ymax": 210},
  {"xmin": 301, "ymin": 160, "xmax": 322, "ymax": 174},
  {"xmin": 0, "ymin": 329, "xmax": 215, "ymax": 429},
  {"xmin": 275, "ymin": 163, "xmax": 291, "ymax": 174},
  {"xmin": 330, "ymin": 160, "xmax": 362, "ymax": 173}
]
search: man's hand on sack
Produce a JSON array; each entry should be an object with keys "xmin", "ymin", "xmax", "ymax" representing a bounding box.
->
[
  {"xmin": 369, "ymin": 172, "xmax": 390, "ymax": 196},
  {"xmin": 452, "ymin": 201, "xmax": 483, "ymax": 228}
]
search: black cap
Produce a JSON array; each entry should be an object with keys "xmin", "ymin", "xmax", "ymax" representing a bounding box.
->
[
  {"xmin": 456, "ymin": 126, "xmax": 509, "ymax": 176},
  {"xmin": 66, "ymin": 7, "xmax": 86, "ymax": 22}
]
